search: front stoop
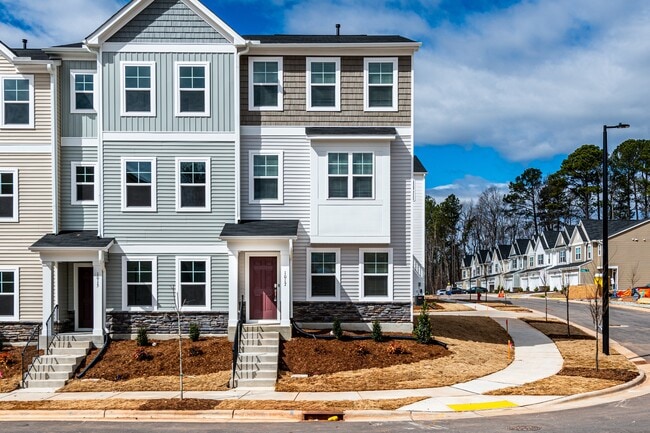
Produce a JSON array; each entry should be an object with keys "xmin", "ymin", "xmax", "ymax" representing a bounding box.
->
[
  {"xmin": 232, "ymin": 325, "xmax": 280, "ymax": 389},
  {"xmin": 23, "ymin": 334, "xmax": 94, "ymax": 390}
]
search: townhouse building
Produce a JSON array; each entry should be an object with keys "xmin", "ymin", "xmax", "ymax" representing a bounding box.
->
[{"xmin": 0, "ymin": 0, "xmax": 424, "ymax": 344}]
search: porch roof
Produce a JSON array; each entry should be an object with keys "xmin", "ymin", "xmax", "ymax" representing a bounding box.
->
[
  {"xmin": 220, "ymin": 220, "xmax": 299, "ymax": 239},
  {"xmin": 30, "ymin": 231, "xmax": 114, "ymax": 251}
]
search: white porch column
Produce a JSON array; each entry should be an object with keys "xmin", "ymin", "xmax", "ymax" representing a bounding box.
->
[
  {"xmin": 92, "ymin": 252, "xmax": 106, "ymax": 336},
  {"xmin": 280, "ymin": 248, "xmax": 291, "ymax": 327},
  {"xmin": 41, "ymin": 261, "xmax": 54, "ymax": 336},
  {"xmin": 228, "ymin": 250, "xmax": 239, "ymax": 328}
]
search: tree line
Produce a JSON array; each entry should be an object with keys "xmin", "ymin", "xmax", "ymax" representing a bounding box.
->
[{"xmin": 425, "ymin": 139, "xmax": 650, "ymax": 292}]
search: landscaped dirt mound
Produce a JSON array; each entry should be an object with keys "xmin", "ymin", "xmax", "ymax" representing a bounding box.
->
[
  {"xmin": 559, "ymin": 367, "xmax": 639, "ymax": 382},
  {"xmin": 280, "ymin": 338, "xmax": 449, "ymax": 376},
  {"xmin": 81, "ymin": 338, "xmax": 232, "ymax": 381},
  {"xmin": 0, "ymin": 346, "xmax": 23, "ymax": 392},
  {"xmin": 137, "ymin": 398, "xmax": 221, "ymax": 411}
]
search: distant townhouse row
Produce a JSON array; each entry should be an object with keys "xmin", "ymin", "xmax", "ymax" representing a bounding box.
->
[
  {"xmin": 461, "ymin": 219, "xmax": 650, "ymax": 293},
  {"xmin": 0, "ymin": 0, "xmax": 425, "ymax": 343}
]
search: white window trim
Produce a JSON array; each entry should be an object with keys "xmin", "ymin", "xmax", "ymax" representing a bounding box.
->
[
  {"xmin": 70, "ymin": 70, "xmax": 97, "ymax": 114},
  {"xmin": 175, "ymin": 157, "xmax": 211, "ymax": 212},
  {"xmin": 363, "ymin": 57, "xmax": 398, "ymax": 112},
  {"xmin": 306, "ymin": 248, "xmax": 341, "ymax": 301},
  {"xmin": 175, "ymin": 256, "xmax": 211, "ymax": 311},
  {"xmin": 70, "ymin": 162, "xmax": 98, "ymax": 205},
  {"xmin": 306, "ymin": 57, "xmax": 340, "ymax": 111},
  {"xmin": 248, "ymin": 150, "xmax": 284, "ymax": 204},
  {"xmin": 587, "ymin": 244, "xmax": 593, "ymax": 260},
  {"xmin": 0, "ymin": 75, "xmax": 34, "ymax": 129},
  {"xmin": 121, "ymin": 256, "xmax": 157, "ymax": 311},
  {"xmin": 575, "ymin": 246, "xmax": 582, "ymax": 261},
  {"xmin": 120, "ymin": 61, "xmax": 156, "ymax": 117},
  {"xmin": 121, "ymin": 157, "xmax": 157, "ymax": 212},
  {"xmin": 0, "ymin": 168, "xmax": 18, "ymax": 223},
  {"xmin": 174, "ymin": 61, "xmax": 210, "ymax": 117},
  {"xmin": 359, "ymin": 248, "xmax": 393, "ymax": 301},
  {"xmin": 248, "ymin": 56, "xmax": 283, "ymax": 111},
  {"xmin": 327, "ymin": 151, "xmax": 375, "ymax": 200},
  {"xmin": 0, "ymin": 266, "xmax": 19, "ymax": 321}
]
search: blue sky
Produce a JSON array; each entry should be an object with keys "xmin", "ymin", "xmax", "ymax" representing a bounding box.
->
[{"xmin": 0, "ymin": 0, "xmax": 645, "ymax": 202}]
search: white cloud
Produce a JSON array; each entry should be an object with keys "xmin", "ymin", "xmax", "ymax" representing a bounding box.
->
[{"xmin": 426, "ymin": 175, "xmax": 508, "ymax": 203}]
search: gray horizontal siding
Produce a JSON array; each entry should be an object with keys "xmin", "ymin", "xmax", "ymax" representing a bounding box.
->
[
  {"xmin": 108, "ymin": 0, "xmax": 227, "ymax": 44},
  {"xmin": 60, "ymin": 146, "xmax": 98, "ymax": 231},
  {"xmin": 106, "ymin": 253, "xmax": 228, "ymax": 311},
  {"xmin": 391, "ymin": 135, "xmax": 412, "ymax": 302},
  {"xmin": 102, "ymin": 52, "xmax": 234, "ymax": 133},
  {"xmin": 61, "ymin": 60, "xmax": 97, "ymax": 138},
  {"xmin": 241, "ymin": 56, "xmax": 412, "ymax": 126},
  {"xmin": 102, "ymin": 141, "xmax": 236, "ymax": 243}
]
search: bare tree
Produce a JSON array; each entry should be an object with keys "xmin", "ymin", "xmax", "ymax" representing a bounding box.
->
[
  {"xmin": 587, "ymin": 283, "xmax": 605, "ymax": 371},
  {"xmin": 628, "ymin": 262, "xmax": 641, "ymax": 293},
  {"xmin": 172, "ymin": 286, "xmax": 187, "ymax": 400},
  {"xmin": 561, "ymin": 272, "xmax": 571, "ymax": 337}
]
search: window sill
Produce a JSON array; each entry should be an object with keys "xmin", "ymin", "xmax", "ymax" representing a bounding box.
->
[
  {"xmin": 71, "ymin": 110, "xmax": 97, "ymax": 115},
  {"xmin": 363, "ymin": 107, "xmax": 398, "ymax": 112},
  {"xmin": 306, "ymin": 296, "xmax": 341, "ymax": 302},
  {"xmin": 71, "ymin": 201, "xmax": 98, "ymax": 206},
  {"xmin": 122, "ymin": 306, "xmax": 156, "ymax": 312},
  {"xmin": 175, "ymin": 112, "xmax": 210, "ymax": 118},
  {"xmin": 248, "ymin": 106, "xmax": 283, "ymax": 112},
  {"xmin": 175, "ymin": 208, "xmax": 211, "ymax": 213},
  {"xmin": 121, "ymin": 208, "xmax": 157, "ymax": 213},
  {"xmin": 1, "ymin": 124, "xmax": 35, "ymax": 129}
]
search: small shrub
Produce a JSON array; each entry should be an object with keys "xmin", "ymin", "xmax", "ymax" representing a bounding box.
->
[
  {"xmin": 387, "ymin": 342, "xmax": 408, "ymax": 355},
  {"xmin": 133, "ymin": 348, "xmax": 152, "ymax": 361},
  {"xmin": 371, "ymin": 320, "xmax": 383, "ymax": 342},
  {"xmin": 413, "ymin": 300, "xmax": 433, "ymax": 344},
  {"xmin": 188, "ymin": 323, "xmax": 200, "ymax": 342},
  {"xmin": 332, "ymin": 319, "xmax": 343, "ymax": 340},
  {"xmin": 136, "ymin": 327, "xmax": 149, "ymax": 347},
  {"xmin": 188, "ymin": 346, "xmax": 203, "ymax": 357},
  {"xmin": 354, "ymin": 344, "xmax": 370, "ymax": 356}
]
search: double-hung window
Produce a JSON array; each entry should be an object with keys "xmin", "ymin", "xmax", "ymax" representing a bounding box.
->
[
  {"xmin": 122, "ymin": 62, "xmax": 155, "ymax": 116},
  {"xmin": 122, "ymin": 158, "xmax": 156, "ymax": 211},
  {"xmin": 587, "ymin": 244, "xmax": 592, "ymax": 260},
  {"xmin": 308, "ymin": 249, "xmax": 340, "ymax": 300},
  {"xmin": 71, "ymin": 163, "xmax": 97, "ymax": 205},
  {"xmin": 249, "ymin": 57, "xmax": 283, "ymax": 111},
  {"xmin": 0, "ymin": 169, "xmax": 18, "ymax": 222},
  {"xmin": 360, "ymin": 249, "xmax": 392, "ymax": 300},
  {"xmin": 249, "ymin": 152, "xmax": 282, "ymax": 203},
  {"xmin": 122, "ymin": 257, "xmax": 156, "ymax": 310},
  {"xmin": 70, "ymin": 71, "xmax": 96, "ymax": 113},
  {"xmin": 328, "ymin": 152, "xmax": 373, "ymax": 199},
  {"xmin": 559, "ymin": 250, "xmax": 567, "ymax": 263},
  {"xmin": 537, "ymin": 254, "xmax": 544, "ymax": 266},
  {"xmin": 0, "ymin": 268, "xmax": 18, "ymax": 320},
  {"xmin": 575, "ymin": 246, "xmax": 582, "ymax": 261},
  {"xmin": 176, "ymin": 158, "xmax": 210, "ymax": 211},
  {"xmin": 1, "ymin": 75, "xmax": 33, "ymax": 128},
  {"xmin": 175, "ymin": 62, "xmax": 209, "ymax": 116},
  {"xmin": 364, "ymin": 58, "xmax": 397, "ymax": 111},
  {"xmin": 306, "ymin": 57, "xmax": 340, "ymax": 111},
  {"xmin": 177, "ymin": 258, "xmax": 210, "ymax": 310}
]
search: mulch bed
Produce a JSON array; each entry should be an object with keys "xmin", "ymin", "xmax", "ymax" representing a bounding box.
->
[
  {"xmin": 0, "ymin": 346, "xmax": 27, "ymax": 392},
  {"xmin": 559, "ymin": 367, "xmax": 639, "ymax": 382},
  {"xmin": 137, "ymin": 398, "xmax": 221, "ymax": 411},
  {"xmin": 81, "ymin": 338, "xmax": 232, "ymax": 381},
  {"xmin": 280, "ymin": 337, "xmax": 449, "ymax": 376}
]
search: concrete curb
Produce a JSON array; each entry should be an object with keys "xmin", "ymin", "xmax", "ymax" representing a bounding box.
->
[{"xmin": 542, "ymin": 368, "xmax": 647, "ymax": 405}]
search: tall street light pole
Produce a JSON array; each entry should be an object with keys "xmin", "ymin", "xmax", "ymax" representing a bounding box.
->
[{"xmin": 602, "ymin": 122, "xmax": 629, "ymax": 355}]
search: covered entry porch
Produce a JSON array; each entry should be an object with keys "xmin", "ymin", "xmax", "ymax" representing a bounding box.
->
[
  {"xmin": 220, "ymin": 220, "xmax": 298, "ymax": 340},
  {"xmin": 30, "ymin": 231, "xmax": 114, "ymax": 338}
]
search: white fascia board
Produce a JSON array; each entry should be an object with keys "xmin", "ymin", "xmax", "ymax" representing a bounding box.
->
[
  {"xmin": 103, "ymin": 132, "xmax": 236, "ymax": 142},
  {"xmin": 245, "ymin": 42, "xmax": 420, "ymax": 57},
  {"xmin": 0, "ymin": 41, "xmax": 17, "ymax": 62},
  {"xmin": 102, "ymin": 43, "xmax": 237, "ymax": 54},
  {"xmin": 43, "ymin": 48, "xmax": 97, "ymax": 61},
  {"xmin": 308, "ymin": 135, "xmax": 395, "ymax": 141},
  {"xmin": 85, "ymin": 0, "xmax": 155, "ymax": 46}
]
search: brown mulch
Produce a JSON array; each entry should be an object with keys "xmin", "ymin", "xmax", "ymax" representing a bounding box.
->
[{"xmin": 0, "ymin": 346, "xmax": 26, "ymax": 393}]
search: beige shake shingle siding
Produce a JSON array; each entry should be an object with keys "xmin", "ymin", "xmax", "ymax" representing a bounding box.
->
[
  {"xmin": 609, "ymin": 222, "xmax": 650, "ymax": 290},
  {"xmin": 0, "ymin": 153, "xmax": 52, "ymax": 321},
  {"xmin": 240, "ymin": 56, "xmax": 412, "ymax": 126}
]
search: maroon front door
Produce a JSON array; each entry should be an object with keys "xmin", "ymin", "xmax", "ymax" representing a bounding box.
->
[
  {"xmin": 249, "ymin": 256, "xmax": 277, "ymax": 320},
  {"xmin": 77, "ymin": 266, "xmax": 94, "ymax": 329}
]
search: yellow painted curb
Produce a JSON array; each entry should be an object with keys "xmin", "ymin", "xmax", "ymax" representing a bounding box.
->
[{"xmin": 448, "ymin": 400, "xmax": 518, "ymax": 411}]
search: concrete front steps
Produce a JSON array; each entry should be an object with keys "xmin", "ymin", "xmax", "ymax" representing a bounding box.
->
[
  {"xmin": 23, "ymin": 334, "xmax": 94, "ymax": 390},
  {"xmin": 232, "ymin": 325, "xmax": 280, "ymax": 389}
]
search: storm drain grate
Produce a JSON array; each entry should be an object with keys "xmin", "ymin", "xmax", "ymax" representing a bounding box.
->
[
  {"xmin": 302, "ymin": 412, "xmax": 344, "ymax": 421},
  {"xmin": 508, "ymin": 426, "xmax": 542, "ymax": 431}
]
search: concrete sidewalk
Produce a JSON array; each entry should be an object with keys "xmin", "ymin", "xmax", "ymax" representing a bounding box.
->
[{"xmin": 0, "ymin": 303, "xmax": 644, "ymax": 419}]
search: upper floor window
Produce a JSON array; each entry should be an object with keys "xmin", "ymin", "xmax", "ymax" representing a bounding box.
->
[
  {"xmin": 249, "ymin": 152, "xmax": 283, "ymax": 204},
  {"xmin": 528, "ymin": 256, "xmax": 534, "ymax": 267},
  {"xmin": 71, "ymin": 163, "xmax": 97, "ymax": 205},
  {"xmin": 177, "ymin": 257, "xmax": 210, "ymax": 310},
  {"xmin": 0, "ymin": 169, "xmax": 18, "ymax": 222},
  {"xmin": 122, "ymin": 257, "xmax": 156, "ymax": 310},
  {"xmin": 575, "ymin": 246, "xmax": 582, "ymax": 261},
  {"xmin": 249, "ymin": 57, "xmax": 283, "ymax": 111},
  {"xmin": 587, "ymin": 244, "xmax": 592, "ymax": 260},
  {"xmin": 70, "ymin": 71, "xmax": 96, "ymax": 113},
  {"xmin": 121, "ymin": 62, "xmax": 156, "ymax": 116},
  {"xmin": 176, "ymin": 158, "xmax": 210, "ymax": 211},
  {"xmin": 598, "ymin": 244, "xmax": 602, "ymax": 256},
  {"xmin": 360, "ymin": 249, "xmax": 392, "ymax": 300},
  {"xmin": 122, "ymin": 158, "xmax": 156, "ymax": 212},
  {"xmin": 559, "ymin": 250, "xmax": 567, "ymax": 263},
  {"xmin": 306, "ymin": 57, "xmax": 340, "ymax": 111},
  {"xmin": 308, "ymin": 249, "xmax": 340, "ymax": 300},
  {"xmin": 1, "ymin": 76, "xmax": 33, "ymax": 128},
  {"xmin": 175, "ymin": 62, "xmax": 209, "ymax": 116},
  {"xmin": 364, "ymin": 58, "xmax": 397, "ymax": 111},
  {"xmin": 328, "ymin": 152, "xmax": 373, "ymax": 199},
  {"xmin": 537, "ymin": 254, "xmax": 544, "ymax": 266},
  {"xmin": 0, "ymin": 268, "xmax": 18, "ymax": 320}
]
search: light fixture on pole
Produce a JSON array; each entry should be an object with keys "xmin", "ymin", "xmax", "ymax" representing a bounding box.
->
[{"xmin": 602, "ymin": 122, "xmax": 629, "ymax": 355}]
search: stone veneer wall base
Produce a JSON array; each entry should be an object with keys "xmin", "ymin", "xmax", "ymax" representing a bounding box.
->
[{"xmin": 107, "ymin": 311, "xmax": 229, "ymax": 338}]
